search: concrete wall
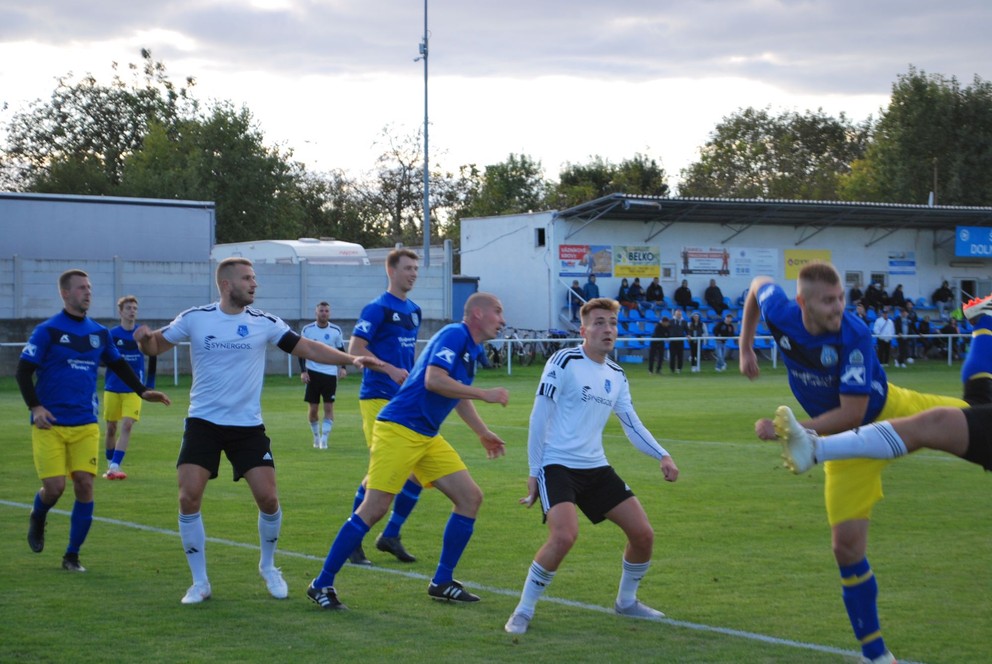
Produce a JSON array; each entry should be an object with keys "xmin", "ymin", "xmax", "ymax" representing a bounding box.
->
[{"xmin": 0, "ymin": 257, "xmax": 452, "ymax": 376}]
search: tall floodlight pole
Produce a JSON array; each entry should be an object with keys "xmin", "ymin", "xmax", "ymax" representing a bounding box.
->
[{"xmin": 419, "ymin": 0, "xmax": 430, "ymax": 267}]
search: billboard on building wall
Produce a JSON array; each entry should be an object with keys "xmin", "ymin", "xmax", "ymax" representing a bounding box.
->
[
  {"xmin": 784, "ymin": 249, "xmax": 832, "ymax": 279},
  {"xmin": 680, "ymin": 247, "xmax": 731, "ymax": 276},
  {"xmin": 727, "ymin": 247, "xmax": 778, "ymax": 279},
  {"xmin": 888, "ymin": 250, "xmax": 916, "ymax": 275},
  {"xmin": 558, "ymin": 244, "xmax": 613, "ymax": 277},
  {"xmin": 613, "ymin": 245, "xmax": 659, "ymax": 278},
  {"xmin": 955, "ymin": 226, "xmax": 992, "ymax": 258}
]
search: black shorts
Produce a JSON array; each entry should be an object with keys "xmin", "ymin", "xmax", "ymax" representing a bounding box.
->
[
  {"xmin": 538, "ymin": 464, "xmax": 634, "ymax": 524},
  {"xmin": 303, "ymin": 371, "xmax": 338, "ymax": 404},
  {"xmin": 178, "ymin": 417, "xmax": 275, "ymax": 482}
]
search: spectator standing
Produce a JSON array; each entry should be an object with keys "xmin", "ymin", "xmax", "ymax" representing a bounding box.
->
[
  {"xmin": 686, "ymin": 312, "xmax": 705, "ymax": 372},
  {"xmin": 648, "ymin": 318, "xmax": 668, "ymax": 375},
  {"xmin": 892, "ymin": 308, "xmax": 911, "ymax": 368},
  {"xmin": 668, "ymin": 309, "xmax": 688, "ymax": 374},
  {"xmin": 889, "ymin": 284, "xmax": 906, "ymax": 310},
  {"xmin": 568, "ymin": 280, "xmax": 584, "ymax": 322},
  {"xmin": 583, "ymin": 275, "xmax": 600, "ymax": 301},
  {"xmin": 713, "ymin": 313, "xmax": 736, "ymax": 372},
  {"xmin": 863, "ymin": 283, "xmax": 884, "ymax": 312},
  {"xmin": 872, "ymin": 308, "xmax": 895, "ymax": 365}
]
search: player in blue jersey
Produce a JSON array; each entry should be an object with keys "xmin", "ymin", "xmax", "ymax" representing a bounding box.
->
[
  {"xmin": 307, "ymin": 292, "xmax": 509, "ymax": 610},
  {"xmin": 135, "ymin": 258, "xmax": 379, "ymax": 605},
  {"xmin": 504, "ymin": 298, "xmax": 679, "ymax": 635},
  {"xmin": 102, "ymin": 295, "xmax": 157, "ymax": 479},
  {"xmin": 738, "ymin": 261, "xmax": 992, "ymax": 664},
  {"xmin": 299, "ymin": 301, "xmax": 346, "ymax": 450},
  {"xmin": 345, "ymin": 248, "xmax": 423, "ymax": 564},
  {"xmin": 16, "ymin": 270, "xmax": 171, "ymax": 572}
]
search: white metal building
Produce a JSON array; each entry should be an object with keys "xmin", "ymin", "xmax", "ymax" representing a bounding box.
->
[{"xmin": 461, "ymin": 194, "xmax": 992, "ymax": 331}]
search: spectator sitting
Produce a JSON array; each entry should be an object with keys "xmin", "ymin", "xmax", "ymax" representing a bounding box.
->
[
  {"xmin": 645, "ymin": 277, "xmax": 664, "ymax": 306},
  {"xmin": 889, "ymin": 284, "xmax": 906, "ymax": 310},
  {"xmin": 704, "ymin": 278, "xmax": 728, "ymax": 315},
  {"xmin": 932, "ymin": 280, "xmax": 953, "ymax": 319},
  {"xmin": 628, "ymin": 277, "xmax": 646, "ymax": 309},
  {"xmin": 938, "ymin": 317, "xmax": 961, "ymax": 358},
  {"xmin": 617, "ymin": 278, "xmax": 636, "ymax": 310},
  {"xmin": 674, "ymin": 279, "xmax": 700, "ymax": 310},
  {"xmin": 848, "ymin": 284, "xmax": 864, "ymax": 306},
  {"xmin": 863, "ymin": 282, "xmax": 885, "ymax": 312}
]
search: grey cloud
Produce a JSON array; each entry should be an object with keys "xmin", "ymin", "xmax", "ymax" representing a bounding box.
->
[{"xmin": 2, "ymin": 0, "xmax": 989, "ymax": 96}]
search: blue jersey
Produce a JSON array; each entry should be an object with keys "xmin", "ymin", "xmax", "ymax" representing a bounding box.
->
[
  {"xmin": 20, "ymin": 311, "xmax": 122, "ymax": 426},
  {"xmin": 105, "ymin": 325, "xmax": 155, "ymax": 392},
  {"xmin": 353, "ymin": 292, "xmax": 421, "ymax": 400},
  {"xmin": 758, "ymin": 283, "xmax": 888, "ymax": 423},
  {"xmin": 378, "ymin": 322, "xmax": 483, "ymax": 437}
]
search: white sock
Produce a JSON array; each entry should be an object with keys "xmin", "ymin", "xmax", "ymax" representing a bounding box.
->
[
  {"xmin": 258, "ymin": 508, "xmax": 282, "ymax": 570},
  {"xmin": 513, "ymin": 561, "xmax": 555, "ymax": 618},
  {"xmin": 818, "ymin": 421, "xmax": 908, "ymax": 461},
  {"xmin": 179, "ymin": 512, "xmax": 208, "ymax": 585},
  {"xmin": 617, "ymin": 558, "xmax": 650, "ymax": 608},
  {"xmin": 322, "ymin": 419, "xmax": 333, "ymax": 436},
  {"xmin": 310, "ymin": 421, "xmax": 319, "ymax": 436}
]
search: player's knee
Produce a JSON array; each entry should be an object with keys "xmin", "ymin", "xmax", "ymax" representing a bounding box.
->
[{"xmin": 628, "ymin": 525, "xmax": 654, "ymax": 552}]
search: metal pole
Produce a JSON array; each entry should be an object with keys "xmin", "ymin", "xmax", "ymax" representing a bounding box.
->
[{"xmin": 420, "ymin": 0, "xmax": 431, "ymax": 267}]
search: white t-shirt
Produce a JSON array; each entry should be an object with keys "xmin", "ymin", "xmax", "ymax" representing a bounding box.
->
[
  {"xmin": 529, "ymin": 345, "xmax": 668, "ymax": 475},
  {"xmin": 163, "ymin": 303, "xmax": 291, "ymax": 426},
  {"xmin": 300, "ymin": 321, "xmax": 345, "ymax": 376}
]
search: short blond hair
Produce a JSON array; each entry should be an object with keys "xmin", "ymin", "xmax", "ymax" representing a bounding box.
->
[
  {"xmin": 580, "ymin": 298, "xmax": 620, "ymax": 322},
  {"xmin": 216, "ymin": 257, "xmax": 253, "ymax": 290},
  {"xmin": 117, "ymin": 295, "xmax": 138, "ymax": 310}
]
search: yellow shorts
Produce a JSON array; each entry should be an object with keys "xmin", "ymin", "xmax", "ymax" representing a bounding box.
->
[
  {"xmin": 824, "ymin": 383, "xmax": 968, "ymax": 525},
  {"xmin": 103, "ymin": 391, "xmax": 143, "ymax": 422},
  {"xmin": 32, "ymin": 423, "xmax": 100, "ymax": 479},
  {"xmin": 359, "ymin": 399, "xmax": 389, "ymax": 448},
  {"xmin": 367, "ymin": 420, "xmax": 467, "ymax": 494}
]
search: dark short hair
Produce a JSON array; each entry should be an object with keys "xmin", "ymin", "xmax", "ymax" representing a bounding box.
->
[
  {"xmin": 59, "ymin": 269, "xmax": 88, "ymax": 291},
  {"xmin": 387, "ymin": 248, "xmax": 419, "ymax": 269}
]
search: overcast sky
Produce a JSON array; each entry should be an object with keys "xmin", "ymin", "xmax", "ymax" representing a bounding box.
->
[{"xmin": 2, "ymin": 0, "xmax": 990, "ymax": 191}]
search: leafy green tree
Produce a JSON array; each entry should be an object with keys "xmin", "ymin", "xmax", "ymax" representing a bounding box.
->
[
  {"xmin": 839, "ymin": 68, "xmax": 992, "ymax": 205},
  {"xmin": 459, "ymin": 153, "xmax": 550, "ymax": 218},
  {"xmin": 679, "ymin": 107, "xmax": 868, "ymax": 200},
  {"xmin": 121, "ymin": 104, "xmax": 303, "ymax": 243},
  {"xmin": 1, "ymin": 50, "xmax": 196, "ymax": 192},
  {"xmin": 552, "ymin": 153, "xmax": 669, "ymax": 209}
]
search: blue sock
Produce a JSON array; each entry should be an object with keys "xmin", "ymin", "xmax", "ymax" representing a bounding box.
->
[
  {"xmin": 352, "ymin": 483, "xmax": 366, "ymax": 514},
  {"xmin": 313, "ymin": 514, "xmax": 370, "ymax": 589},
  {"xmin": 432, "ymin": 513, "xmax": 475, "ymax": 585},
  {"xmin": 67, "ymin": 500, "xmax": 94, "ymax": 555},
  {"xmin": 382, "ymin": 480, "xmax": 422, "ymax": 538},
  {"xmin": 962, "ymin": 319, "xmax": 992, "ymax": 381},
  {"xmin": 33, "ymin": 491, "xmax": 54, "ymax": 515},
  {"xmin": 111, "ymin": 449, "xmax": 126, "ymax": 466},
  {"xmin": 105, "ymin": 448, "xmax": 114, "ymax": 463},
  {"xmin": 840, "ymin": 558, "xmax": 886, "ymax": 660}
]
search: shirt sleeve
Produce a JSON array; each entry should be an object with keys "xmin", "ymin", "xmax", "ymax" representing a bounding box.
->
[
  {"xmin": 527, "ymin": 395, "xmax": 555, "ymax": 477},
  {"xmin": 162, "ymin": 311, "xmax": 191, "ymax": 344}
]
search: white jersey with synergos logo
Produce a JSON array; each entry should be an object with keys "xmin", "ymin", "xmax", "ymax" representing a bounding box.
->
[
  {"xmin": 162, "ymin": 303, "xmax": 291, "ymax": 426},
  {"xmin": 529, "ymin": 345, "xmax": 668, "ymax": 475}
]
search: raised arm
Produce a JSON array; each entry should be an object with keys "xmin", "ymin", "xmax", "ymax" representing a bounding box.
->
[
  {"xmin": 739, "ymin": 276, "xmax": 774, "ymax": 380},
  {"xmin": 134, "ymin": 324, "xmax": 175, "ymax": 357}
]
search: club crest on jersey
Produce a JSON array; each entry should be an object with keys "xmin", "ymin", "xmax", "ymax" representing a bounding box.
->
[
  {"xmin": 604, "ymin": 379, "xmax": 612, "ymax": 394},
  {"xmin": 820, "ymin": 345, "xmax": 838, "ymax": 367},
  {"xmin": 412, "ymin": 313, "xmax": 420, "ymax": 326},
  {"xmin": 436, "ymin": 347, "xmax": 456, "ymax": 364},
  {"xmin": 849, "ymin": 350, "xmax": 864, "ymax": 365},
  {"xmin": 237, "ymin": 325, "xmax": 249, "ymax": 338},
  {"xmin": 89, "ymin": 334, "xmax": 101, "ymax": 348}
]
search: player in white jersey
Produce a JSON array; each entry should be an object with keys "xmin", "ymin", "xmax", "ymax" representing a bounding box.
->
[
  {"xmin": 504, "ymin": 298, "xmax": 679, "ymax": 635},
  {"xmin": 299, "ymin": 301, "xmax": 347, "ymax": 449},
  {"xmin": 135, "ymin": 258, "xmax": 379, "ymax": 605}
]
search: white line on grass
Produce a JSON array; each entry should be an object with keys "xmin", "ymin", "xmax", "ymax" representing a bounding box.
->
[{"xmin": 2, "ymin": 499, "xmax": 926, "ymax": 664}]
